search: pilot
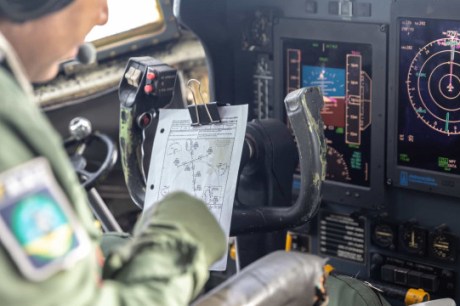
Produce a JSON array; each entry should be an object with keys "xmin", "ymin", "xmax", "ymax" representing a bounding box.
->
[{"xmin": 0, "ymin": 0, "xmax": 226, "ymax": 305}]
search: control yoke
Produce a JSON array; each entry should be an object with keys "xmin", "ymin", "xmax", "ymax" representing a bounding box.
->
[
  {"xmin": 119, "ymin": 57, "xmax": 177, "ymax": 207},
  {"xmin": 118, "ymin": 57, "xmax": 326, "ymax": 233},
  {"xmin": 231, "ymin": 87, "xmax": 326, "ymax": 235}
]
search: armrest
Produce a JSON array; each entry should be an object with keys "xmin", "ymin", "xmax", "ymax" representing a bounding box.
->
[{"xmin": 192, "ymin": 251, "xmax": 327, "ymax": 306}]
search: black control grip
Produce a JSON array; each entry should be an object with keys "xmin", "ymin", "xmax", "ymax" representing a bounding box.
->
[
  {"xmin": 230, "ymin": 86, "xmax": 326, "ymax": 234},
  {"xmin": 119, "ymin": 57, "xmax": 177, "ymax": 208}
]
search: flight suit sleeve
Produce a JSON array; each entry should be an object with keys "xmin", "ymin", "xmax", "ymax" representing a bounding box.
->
[
  {"xmin": 0, "ymin": 64, "xmax": 226, "ymax": 306},
  {"xmin": 96, "ymin": 191, "xmax": 227, "ymax": 306}
]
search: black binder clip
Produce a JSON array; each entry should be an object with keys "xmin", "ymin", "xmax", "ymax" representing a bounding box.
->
[{"xmin": 187, "ymin": 79, "xmax": 221, "ymax": 126}]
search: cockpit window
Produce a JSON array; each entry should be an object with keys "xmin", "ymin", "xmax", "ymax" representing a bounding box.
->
[{"xmin": 85, "ymin": 0, "xmax": 164, "ymax": 51}]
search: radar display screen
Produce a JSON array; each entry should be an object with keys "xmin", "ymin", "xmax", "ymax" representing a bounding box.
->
[
  {"xmin": 284, "ymin": 39, "xmax": 372, "ymax": 187},
  {"xmin": 398, "ymin": 18, "xmax": 460, "ymax": 175}
]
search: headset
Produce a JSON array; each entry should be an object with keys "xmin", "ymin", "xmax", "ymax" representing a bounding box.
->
[{"xmin": 0, "ymin": 0, "xmax": 74, "ymax": 23}]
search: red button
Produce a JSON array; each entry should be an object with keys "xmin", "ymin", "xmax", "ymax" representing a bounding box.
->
[
  {"xmin": 147, "ymin": 72, "xmax": 156, "ymax": 80},
  {"xmin": 144, "ymin": 84, "xmax": 154, "ymax": 94},
  {"xmin": 140, "ymin": 114, "xmax": 151, "ymax": 127}
]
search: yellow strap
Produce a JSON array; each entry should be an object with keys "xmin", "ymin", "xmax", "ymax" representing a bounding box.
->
[{"xmin": 285, "ymin": 231, "xmax": 293, "ymax": 251}]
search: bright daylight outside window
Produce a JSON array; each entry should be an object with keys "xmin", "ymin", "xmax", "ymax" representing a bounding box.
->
[{"xmin": 85, "ymin": 0, "xmax": 164, "ymax": 49}]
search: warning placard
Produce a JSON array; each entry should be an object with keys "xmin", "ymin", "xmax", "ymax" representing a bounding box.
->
[{"xmin": 319, "ymin": 212, "xmax": 366, "ymax": 263}]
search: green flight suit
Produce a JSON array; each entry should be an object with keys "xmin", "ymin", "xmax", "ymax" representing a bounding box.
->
[
  {"xmin": 0, "ymin": 33, "xmax": 226, "ymax": 306},
  {"xmin": 326, "ymin": 274, "xmax": 392, "ymax": 306}
]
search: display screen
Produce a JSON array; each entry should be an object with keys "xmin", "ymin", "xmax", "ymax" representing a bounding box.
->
[
  {"xmin": 398, "ymin": 18, "xmax": 460, "ymax": 175},
  {"xmin": 284, "ymin": 39, "xmax": 372, "ymax": 187}
]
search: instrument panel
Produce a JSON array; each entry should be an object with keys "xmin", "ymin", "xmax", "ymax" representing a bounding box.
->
[{"xmin": 174, "ymin": 0, "xmax": 460, "ymax": 302}]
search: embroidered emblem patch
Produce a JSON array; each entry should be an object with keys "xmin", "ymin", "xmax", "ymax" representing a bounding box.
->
[{"xmin": 0, "ymin": 158, "xmax": 90, "ymax": 281}]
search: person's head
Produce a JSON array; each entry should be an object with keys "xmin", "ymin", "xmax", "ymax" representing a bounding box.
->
[{"xmin": 0, "ymin": 0, "xmax": 108, "ymax": 82}]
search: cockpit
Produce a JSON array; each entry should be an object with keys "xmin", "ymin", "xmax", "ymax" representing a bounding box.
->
[{"xmin": 29, "ymin": 0, "xmax": 460, "ymax": 304}]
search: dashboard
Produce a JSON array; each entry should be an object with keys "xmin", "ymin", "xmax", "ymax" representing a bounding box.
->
[{"xmin": 173, "ymin": 0, "xmax": 460, "ymax": 302}]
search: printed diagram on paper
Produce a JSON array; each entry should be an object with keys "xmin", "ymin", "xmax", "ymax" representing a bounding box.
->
[
  {"xmin": 159, "ymin": 129, "xmax": 234, "ymax": 219},
  {"xmin": 145, "ymin": 106, "xmax": 247, "ymax": 259}
]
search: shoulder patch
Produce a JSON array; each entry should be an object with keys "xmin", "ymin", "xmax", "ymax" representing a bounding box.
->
[{"xmin": 0, "ymin": 158, "xmax": 90, "ymax": 281}]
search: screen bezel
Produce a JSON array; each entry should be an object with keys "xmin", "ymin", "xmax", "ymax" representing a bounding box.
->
[
  {"xmin": 274, "ymin": 18, "xmax": 387, "ymax": 208},
  {"xmin": 387, "ymin": 0, "xmax": 460, "ymax": 197}
]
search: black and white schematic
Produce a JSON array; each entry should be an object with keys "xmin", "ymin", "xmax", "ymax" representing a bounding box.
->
[
  {"xmin": 157, "ymin": 123, "xmax": 236, "ymax": 218},
  {"xmin": 145, "ymin": 105, "xmax": 248, "ymax": 270}
]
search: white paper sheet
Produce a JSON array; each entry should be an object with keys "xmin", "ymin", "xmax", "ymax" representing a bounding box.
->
[{"xmin": 144, "ymin": 105, "xmax": 248, "ymax": 270}]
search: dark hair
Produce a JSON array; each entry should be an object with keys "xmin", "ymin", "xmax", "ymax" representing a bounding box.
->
[{"xmin": 0, "ymin": 0, "xmax": 74, "ymax": 23}]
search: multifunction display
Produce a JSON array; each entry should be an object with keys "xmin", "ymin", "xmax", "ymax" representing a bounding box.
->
[
  {"xmin": 398, "ymin": 18, "xmax": 460, "ymax": 174},
  {"xmin": 284, "ymin": 39, "xmax": 372, "ymax": 187}
]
